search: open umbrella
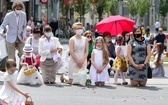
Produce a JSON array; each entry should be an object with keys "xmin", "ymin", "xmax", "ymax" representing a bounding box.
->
[{"xmin": 96, "ymin": 15, "xmax": 135, "ymax": 36}]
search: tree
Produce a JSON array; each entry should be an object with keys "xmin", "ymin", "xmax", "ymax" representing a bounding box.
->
[
  {"xmin": 94, "ymin": 0, "xmax": 110, "ymax": 21},
  {"xmin": 159, "ymin": 0, "xmax": 168, "ymax": 27},
  {"xmin": 110, "ymin": 0, "xmax": 118, "ymax": 15},
  {"xmin": 73, "ymin": 0, "xmax": 91, "ymax": 23},
  {"xmin": 126, "ymin": 0, "xmax": 149, "ymax": 26}
]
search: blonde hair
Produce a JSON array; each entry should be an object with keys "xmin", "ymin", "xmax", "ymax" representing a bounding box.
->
[
  {"xmin": 12, "ymin": 0, "xmax": 25, "ymax": 10},
  {"xmin": 84, "ymin": 30, "xmax": 92, "ymax": 36},
  {"xmin": 26, "ymin": 26, "xmax": 32, "ymax": 30},
  {"xmin": 72, "ymin": 22, "xmax": 83, "ymax": 29},
  {"xmin": 95, "ymin": 36, "xmax": 109, "ymax": 66}
]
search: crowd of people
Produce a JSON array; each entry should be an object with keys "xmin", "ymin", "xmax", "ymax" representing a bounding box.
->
[{"xmin": 0, "ymin": 0, "xmax": 167, "ymax": 104}]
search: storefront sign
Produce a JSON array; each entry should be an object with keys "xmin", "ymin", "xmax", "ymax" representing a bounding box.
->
[
  {"xmin": 11, "ymin": 0, "xmax": 29, "ymax": 2},
  {"xmin": 39, "ymin": 0, "xmax": 49, "ymax": 4}
]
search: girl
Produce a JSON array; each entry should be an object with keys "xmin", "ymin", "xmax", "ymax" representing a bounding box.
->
[
  {"xmin": 0, "ymin": 59, "xmax": 29, "ymax": 105},
  {"xmin": 17, "ymin": 44, "xmax": 43, "ymax": 85},
  {"xmin": 152, "ymin": 43, "xmax": 165, "ymax": 77},
  {"xmin": 113, "ymin": 35, "xmax": 128, "ymax": 85},
  {"xmin": 90, "ymin": 36, "xmax": 110, "ymax": 86}
]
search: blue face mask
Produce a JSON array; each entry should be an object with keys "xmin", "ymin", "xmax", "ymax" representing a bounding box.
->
[{"xmin": 45, "ymin": 32, "xmax": 53, "ymax": 37}]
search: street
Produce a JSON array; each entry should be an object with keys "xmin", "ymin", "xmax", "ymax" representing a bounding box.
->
[{"xmin": 0, "ymin": 42, "xmax": 168, "ymax": 105}]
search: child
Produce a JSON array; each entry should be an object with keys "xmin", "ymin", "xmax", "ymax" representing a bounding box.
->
[
  {"xmin": 90, "ymin": 36, "xmax": 110, "ymax": 86},
  {"xmin": 152, "ymin": 43, "xmax": 165, "ymax": 77},
  {"xmin": 112, "ymin": 35, "xmax": 128, "ymax": 85},
  {"xmin": 17, "ymin": 44, "xmax": 43, "ymax": 85},
  {"xmin": 0, "ymin": 59, "xmax": 29, "ymax": 105}
]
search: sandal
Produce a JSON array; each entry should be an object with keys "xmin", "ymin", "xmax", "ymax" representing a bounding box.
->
[
  {"xmin": 114, "ymin": 82, "xmax": 121, "ymax": 85},
  {"xmin": 122, "ymin": 82, "xmax": 128, "ymax": 85}
]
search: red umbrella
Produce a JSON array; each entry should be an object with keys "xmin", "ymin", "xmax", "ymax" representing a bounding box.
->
[{"xmin": 96, "ymin": 15, "xmax": 135, "ymax": 36}]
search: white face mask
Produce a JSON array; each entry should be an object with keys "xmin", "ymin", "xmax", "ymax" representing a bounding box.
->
[
  {"xmin": 45, "ymin": 32, "xmax": 53, "ymax": 38},
  {"xmin": 76, "ymin": 29, "xmax": 83, "ymax": 35},
  {"xmin": 8, "ymin": 70, "xmax": 15, "ymax": 75},
  {"xmin": 96, "ymin": 46, "xmax": 102, "ymax": 50},
  {"xmin": 15, "ymin": 10, "xmax": 21, "ymax": 14}
]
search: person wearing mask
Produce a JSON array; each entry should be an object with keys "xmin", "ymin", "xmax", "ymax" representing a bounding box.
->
[
  {"xmin": 84, "ymin": 30, "xmax": 94, "ymax": 71},
  {"xmin": 61, "ymin": 22, "xmax": 88, "ymax": 84},
  {"xmin": 38, "ymin": 25, "xmax": 63, "ymax": 84},
  {"xmin": 127, "ymin": 27, "xmax": 151, "ymax": 86},
  {"xmin": 26, "ymin": 27, "xmax": 41, "ymax": 70},
  {"xmin": 0, "ymin": 0, "xmax": 27, "ymax": 60},
  {"xmin": 103, "ymin": 32, "xmax": 116, "ymax": 75}
]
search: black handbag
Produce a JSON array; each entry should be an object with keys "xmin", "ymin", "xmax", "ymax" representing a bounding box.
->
[{"xmin": 147, "ymin": 64, "xmax": 152, "ymax": 79}]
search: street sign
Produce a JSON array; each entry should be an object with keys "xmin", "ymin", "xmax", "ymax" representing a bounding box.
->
[{"xmin": 0, "ymin": 35, "xmax": 7, "ymax": 62}]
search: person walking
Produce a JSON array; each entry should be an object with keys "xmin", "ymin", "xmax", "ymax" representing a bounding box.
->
[
  {"xmin": 0, "ymin": 59, "xmax": 29, "ymax": 105},
  {"xmin": 61, "ymin": 22, "xmax": 88, "ymax": 84},
  {"xmin": 90, "ymin": 36, "xmax": 110, "ymax": 86},
  {"xmin": 127, "ymin": 27, "xmax": 151, "ymax": 86},
  {"xmin": 39, "ymin": 25, "xmax": 63, "ymax": 84},
  {"xmin": 27, "ymin": 17, "xmax": 35, "ymax": 29},
  {"xmin": 0, "ymin": 0, "xmax": 27, "ymax": 60},
  {"xmin": 112, "ymin": 35, "xmax": 128, "ymax": 85}
]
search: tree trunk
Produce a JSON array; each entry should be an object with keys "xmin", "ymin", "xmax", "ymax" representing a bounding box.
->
[
  {"xmin": 99, "ymin": 13, "xmax": 102, "ymax": 21},
  {"xmin": 136, "ymin": 14, "xmax": 140, "ymax": 26}
]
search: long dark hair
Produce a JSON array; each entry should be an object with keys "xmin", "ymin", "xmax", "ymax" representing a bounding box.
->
[{"xmin": 155, "ymin": 43, "xmax": 164, "ymax": 67}]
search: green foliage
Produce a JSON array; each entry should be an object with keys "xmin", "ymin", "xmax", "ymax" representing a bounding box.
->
[
  {"xmin": 95, "ymin": 0, "xmax": 110, "ymax": 21},
  {"xmin": 126, "ymin": 0, "xmax": 149, "ymax": 17},
  {"xmin": 159, "ymin": 0, "xmax": 168, "ymax": 17},
  {"xmin": 126, "ymin": 0, "xmax": 138, "ymax": 16},
  {"xmin": 73, "ymin": 0, "xmax": 91, "ymax": 16},
  {"xmin": 110, "ymin": 0, "xmax": 119, "ymax": 15}
]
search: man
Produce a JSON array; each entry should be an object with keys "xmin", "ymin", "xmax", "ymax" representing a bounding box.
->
[
  {"xmin": 155, "ymin": 20, "xmax": 160, "ymax": 33},
  {"xmin": 49, "ymin": 18, "xmax": 58, "ymax": 36},
  {"xmin": 0, "ymin": 0, "xmax": 27, "ymax": 60},
  {"xmin": 154, "ymin": 28, "xmax": 166, "ymax": 51},
  {"xmin": 145, "ymin": 26, "xmax": 150, "ymax": 37}
]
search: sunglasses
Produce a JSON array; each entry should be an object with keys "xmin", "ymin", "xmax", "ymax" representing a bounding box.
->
[{"xmin": 86, "ymin": 36, "xmax": 92, "ymax": 38}]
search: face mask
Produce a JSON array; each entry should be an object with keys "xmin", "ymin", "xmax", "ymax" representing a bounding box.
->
[
  {"xmin": 105, "ymin": 39, "xmax": 110, "ymax": 43},
  {"xmin": 45, "ymin": 32, "xmax": 53, "ymax": 38},
  {"xmin": 26, "ymin": 31, "xmax": 31, "ymax": 35},
  {"xmin": 8, "ymin": 70, "xmax": 15, "ymax": 75},
  {"xmin": 15, "ymin": 10, "xmax": 21, "ymax": 14},
  {"xmin": 96, "ymin": 46, "xmax": 102, "ymax": 50},
  {"xmin": 134, "ymin": 34, "xmax": 142, "ymax": 38},
  {"xmin": 76, "ymin": 29, "xmax": 83, "ymax": 35}
]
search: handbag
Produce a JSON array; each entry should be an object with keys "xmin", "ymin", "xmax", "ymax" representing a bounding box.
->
[
  {"xmin": 147, "ymin": 63, "xmax": 152, "ymax": 79},
  {"xmin": 112, "ymin": 57, "xmax": 128, "ymax": 72},
  {"xmin": 25, "ymin": 97, "xmax": 34, "ymax": 105},
  {"xmin": 24, "ymin": 64, "xmax": 35, "ymax": 75}
]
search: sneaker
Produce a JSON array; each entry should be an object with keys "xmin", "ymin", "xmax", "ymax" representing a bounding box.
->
[{"xmin": 122, "ymin": 82, "xmax": 128, "ymax": 85}]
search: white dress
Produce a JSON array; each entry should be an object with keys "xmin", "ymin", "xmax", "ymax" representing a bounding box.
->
[
  {"xmin": 17, "ymin": 54, "xmax": 43, "ymax": 85},
  {"xmin": 90, "ymin": 49, "xmax": 110, "ymax": 83},
  {"xmin": 0, "ymin": 71, "xmax": 25, "ymax": 104}
]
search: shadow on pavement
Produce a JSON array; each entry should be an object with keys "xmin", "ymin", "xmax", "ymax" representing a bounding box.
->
[{"xmin": 124, "ymin": 85, "xmax": 163, "ymax": 91}]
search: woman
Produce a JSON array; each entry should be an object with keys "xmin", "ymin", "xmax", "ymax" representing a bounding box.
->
[
  {"xmin": 61, "ymin": 22, "xmax": 88, "ymax": 84},
  {"xmin": 103, "ymin": 32, "xmax": 116, "ymax": 75},
  {"xmin": 127, "ymin": 27, "xmax": 151, "ymax": 86},
  {"xmin": 26, "ymin": 27, "xmax": 41, "ymax": 69},
  {"xmin": 38, "ymin": 25, "xmax": 63, "ymax": 84},
  {"xmin": 84, "ymin": 30, "xmax": 94, "ymax": 70}
]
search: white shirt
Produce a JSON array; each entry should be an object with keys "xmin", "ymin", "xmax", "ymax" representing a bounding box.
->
[
  {"xmin": 155, "ymin": 22, "xmax": 160, "ymax": 28},
  {"xmin": 45, "ymin": 38, "xmax": 54, "ymax": 58},
  {"xmin": 115, "ymin": 45, "xmax": 124, "ymax": 56},
  {"xmin": 14, "ymin": 13, "xmax": 19, "ymax": 26}
]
